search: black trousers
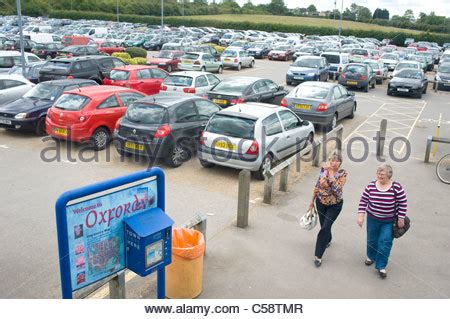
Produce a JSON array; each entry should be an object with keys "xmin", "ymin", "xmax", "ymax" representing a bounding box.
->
[{"xmin": 314, "ymin": 198, "xmax": 343, "ymax": 258}]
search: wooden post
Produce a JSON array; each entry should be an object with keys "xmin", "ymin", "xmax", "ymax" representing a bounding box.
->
[
  {"xmin": 237, "ymin": 170, "xmax": 250, "ymax": 228},
  {"xmin": 109, "ymin": 270, "xmax": 126, "ymax": 299},
  {"xmin": 376, "ymin": 119, "xmax": 387, "ymax": 158},
  {"xmin": 279, "ymin": 166, "xmax": 290, "ymax": 192},
  {"xmin": 263, "ymin": 174, "xmax": 274, "ymax": 204},
  {"xmin": 336, "ymin": 127, "xmax": 343, "ymax": 152}
]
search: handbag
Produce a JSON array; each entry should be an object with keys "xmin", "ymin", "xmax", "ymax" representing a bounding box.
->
[
  {"xmin": 393, "ymin": 216, "xmax": 410, "ymax": 238},
  {"xmin": 300, "ymin": 203, "xmax": 318, "ymax": 230}
]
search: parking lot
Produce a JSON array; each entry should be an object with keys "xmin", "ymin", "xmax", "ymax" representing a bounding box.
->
[{"xmin": 0, "ymin": 55, "xmax": 449, "ymax": 298}]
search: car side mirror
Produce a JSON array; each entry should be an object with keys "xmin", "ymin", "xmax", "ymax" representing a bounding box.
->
[
  {"xmin": 278, "ymin": 85, "xmax": 285, "ymax": 91},
  {"xmin": 302, "ymin": 120, "xmax": 310, "ymax": 126},
  {"xmin": 348, "ymin": 92, "xmax": 355, "ymax": 96}
]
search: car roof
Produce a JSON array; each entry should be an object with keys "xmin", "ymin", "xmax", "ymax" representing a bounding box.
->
[
  {"xmin": 50, "ymin": 56, "xmax": 111, "ymax": 62},
  {"xmin": 65, "ymin": 85, "xmax": 132, "ymax": 96},
  {"xmin": 40, "ymin": 79, "xmax": 97, "ymax": 86},
  {"xmin": 0, "ymin": 74, "xmax": 30, "ymax": 81},
  {"xmin": 219, "ymin": 103, "xmax": 283, "ymax": 119},
  {"xmin": 0, "ymin": 50, "xmax": 37, "ymax": 57},
  {"xmin": 170, "ymin": 71, "xmax": 214, "ymax": 77},
  {"xmin": 298, "ymin": 81, "xmax": 337, "ymax": 89},
  {"xmin": 136, "ymin": 93, "xmax": 199, "ymax": 108},
  {"xmin": 112, "ymin": 65, "xmax": 158, "ymax": 71}
]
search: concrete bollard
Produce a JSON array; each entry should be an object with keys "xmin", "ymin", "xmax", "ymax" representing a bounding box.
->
[
  {"xmin": 237, "ymin": 170, "xmax": 250, "ymax": 228},
  {"xmin": 279, "ymin": 166, "xmax": 290, "ymax": 192},
  {"xmin": 376, "ymin": 119, "xmax": 387, "ymax": 158},
  {"xmin": 109, "ymin": 270, "xmax": 126, "ymax": 299},
  {"xmin": 263, "ymin": 174, "xmax": 274, "ymax": 204}
]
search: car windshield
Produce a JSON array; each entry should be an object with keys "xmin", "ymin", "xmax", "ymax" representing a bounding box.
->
[
  {"xmin": 110, "ymin": 70, "xmax": 130, "ymax": 81},
  {"xmin": 295, "ymin": 86, "xmax": 329, "ymax": 99},
  {"xmin": 438, "ymin": 65, "xmax": 450, "ymax": 73},
  {"xmin": 396, "ymin": 69, "xmax": 421, "ymax": 79},
  {"xmin": 274, "ymin": 46, "xmax": 289, "ymax": 51},
  {"xmin": 321, "ymin": 54, "xmax": 340, "ymax": 64},
  {"xmin": 299, "ymin": 47, "xmax": 314, "ymax": 53},
  {"xmin": 164, "ymin": 75, "xmax": 193, "ymax": 87},
  {"xmin": 23, "ymin": 83, "xmax": 61, "ymax": 100},
  {"xmin": 211, "ymin": 79, "xmax": 252, "ymax": 95},
  {"xmin": 54, "ymin": 94, "xmax": 90, "ymax": 111},
  {"xmin": 382, "ymin": 54, "xmax": 398, "ymax": 60},
  {"xmin": 397, "ymin": 63, "xmax": 417, "ymax": 70},
  {"xmin": 351, "ymin": 49, "xmax": 368, "ymax": 55},
  {"xmin": 365, "ymin": 62, "xmax": 378, "ymax": 70},
  {"xmin": 250, "ymin": 43, "xmax": 264, "ymax": 48},
  {"xmin": 222, "ymin": 50, "xmax": 237, "ymax": 57},
  {"xmin": 206, "ymin": 114, "xmax": 255, "ymax": 140},
  {"xmin": 222, "ymin": 34, "xmax": 232, "ymax": 39},
  {"xmin": 230, "ymin": 41, "xmax": 245, "ymax": 47},
  {"xmin": 125, "ymin": 103, "xmax": 167, "ymax": 124},
  {"xmin": 345, "ymin": 65, "xmax": 366, "ymax": 73},
  {"xmin": 293, "ymin": 58, "xmax": 320, "ymax": 68}
]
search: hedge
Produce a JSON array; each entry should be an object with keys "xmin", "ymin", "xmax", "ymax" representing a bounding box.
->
[
  {"xmin": 125, "ymin": 47, "xmax": 147, "ymax": 58},
  {"xmin": 50, "ymin": 10, "xmax": 450, "ymax": 46},
  {"xmin": 112, "ymin": 52, "xmax": 131, "ymax": 60}
]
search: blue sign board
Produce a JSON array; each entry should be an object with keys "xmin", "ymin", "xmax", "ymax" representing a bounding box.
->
[{"xmin": 55, "ymin": 168, "xmax": 165, "ymax": 298}]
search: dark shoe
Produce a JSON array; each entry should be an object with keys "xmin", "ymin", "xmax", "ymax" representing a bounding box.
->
[
  {"xmin": 378, "ymin": 269, "xmax": 387, "ymax": 279},
  {"xmin": 314, "ymin": 259, "xmax": 322, "ymax": 267},
  {"xmin": 365, "ymin": 258, "xmax": 374, "ymax": 266}
]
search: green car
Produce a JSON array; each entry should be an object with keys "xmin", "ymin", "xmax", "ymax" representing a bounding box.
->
[{"xmin": 124, "ymin": 35, "xmax": 153, "ymax": 48}]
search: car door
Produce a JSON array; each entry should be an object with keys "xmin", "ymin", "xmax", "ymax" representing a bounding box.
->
[
  {"xmin": 135, "ymin": 69, "xmax": 154, "ymax": 94},
  {"xmin": 332, "ymin": 86, "xmax": 347, "ymax": 119},
  {"xmin": 0, "ymin": 79, "xmax": 29, "ymax": 104},
  {"xmin": 95, "ymin": 94, "xmax": 122, "ymax": 134},
  {"xmin": 202, "ymin": 54, "xmax": 214, "ymax": 72},
  {"xmin": 150, "ymin": 68, "xmax": 167, "ymax": 94},
  {"xmin": 265, "ymin": 80, "xmax": 285, "ymax": 105},
  {"xmin": 337, "ymin": 85, "xmax": 353, "ymax": 116},
  {"xmin": 261, "ymin": 113, "xmax": 285, "ymax": 161},
  {"xmin": 195, "ymin": 99, "xmax": 221, "ymax": 142},
  {"xmin": 278, "ymin": 110, "xmax": 307, "ymax": 157},
  {"xmin": 172, "ymin": 101, "xmax": 200, "ymax": 149},
  {"xmin": 205, "ymin": 74, "xmax": 220, "ymax": 91},
  {"xmin": 194, "ymin": 75, "xmax": 210, "ymax": 95},
  {"xmin": 251, "ymin": 80, "xmax": 271, "ymax": 103}
]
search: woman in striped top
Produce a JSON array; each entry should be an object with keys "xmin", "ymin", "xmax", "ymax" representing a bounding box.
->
[{"xmin": 357, "ymin": 164, "xmax": 407, "ymax": 278}]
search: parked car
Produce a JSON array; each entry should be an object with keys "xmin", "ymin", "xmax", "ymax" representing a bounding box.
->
[
  {"xmin": 417, "ymin": 52, "xmax": 435, "ymax": 71},
  {"xmin": 0, "ymin": 74, "xmax": 35, "ymax": 105},
  {"xmin": 338, "ymin": 63, "xmax": 376, "ymax": 92},
  {"xmin": 363, "ymin": 59, "xmax": 388, "ymax": 84},
  {"xmin": 161, "ymin": 71, "xmax": 221, "ymax": 95},
  {"xmin": 188, "ymin": 45, "xmax": 221, "ymax": 60},
  {"xmin": 46, "ymin": 86, "xmax": 145, "ymax": 150},
  {"xmin": 320, "ymin": 52, "xmax": 349, "ymax": 79},
  {"xmin": 434, "ymin": 62, "xmax": 450, "ymax": 90},
  {"xmin": 98, "ymin": 42, "xmax": 125, "ymax": 55},
  {"xmin": 114, "ymin": 94, "xmax": 221, "ymax": 167},
  {"xmin": 349, "ymin": 48, "xmax": 370, "ymax": 63},
  {"xmin": 198, "ymin": 103, "xmax": 314, "ymax": 180},
  {"xmin": 409, "ymin": 54, "xmax": 428, "ymax": 71},
  {"xmin": 286, "ymin": 56, "xmax": 329, "ymax": 85},
  {"xmin": 8, "ymin": 61, "xmax": 47, "ymax": 83},
  {"xmin": 31, "ymin": 42, "xmax": 65, "ymax": 60},
  {"xmin": 3, "ymin": 39, "xmax": 36, "ymax": 52},
  {"xmin": 281, "ymin": 82, "xmax": 356, "ymax": 131},
  {"xmin": 392, "ymin": 60, "xmax": 421, "ymax": 78},
  {"xmin": 57, "ymin": 45, "xmax": 103, "ymax": 58},
  {"xmin": 143, "ymin": 36, "xmax": 167, "ymax": 51},
  {"xmin": 220, "ymin": 48, "xmax": 254, "ymax": 71},
  {"xmin": 147, "ymin": 50, "xmax": 184, "ymax": 73},
  {"xmin": 103, "ymin": 65, "xmax": 167, "ymax": 95},
  {"xmin": 246, "ymin": 42, "xmax": 271, "ymax": 59},
  {"xmin": 61, "ymin": 36, "xmax": 91, "ymax": 47},
  {"xmin": 0, "ymin": 50, "xmax": 41, "ymax": 73},
  {"xmin": 178, "ymin": 52, "xmax": 223, "ymax": 73},
  {"xmin": 268, "ymin": 45, "xmax": 295, "ymax": 61},
  {"xmin": 387, "ymin": 68, "xmax": 428, "ymax": 98},
  {"xmin": 207, "ymin": 76, "xmax": 287, "ymax": 108},
  {"xmin": 38, "ymin": 56, "xmax": 126, "ymax": 83},
  {"xmin": 293, "ymin": 46, "xmax": 319, "ymax": 60},
  {"xmin": 0, "ymin": 79, "xmax": 97, "ymax": 135},
  {"xmin": 219, "ymin": 32, "xmax": 244, "ymax": 47},
  {"xmin": 380, "ymin": 53, "xmax": 400, "ymax": 71}
]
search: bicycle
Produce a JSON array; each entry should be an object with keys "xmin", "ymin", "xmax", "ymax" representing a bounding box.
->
[{"xmin": 436, "ymin": 154, "xmax": 450, "ymax": 184}]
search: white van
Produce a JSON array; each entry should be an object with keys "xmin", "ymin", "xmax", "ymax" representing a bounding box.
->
[
  {"xmin": 23, "ymin": 25, "xmax": 53, "ymax": 36},
  {"xmin": 320, "ymin": 52, "xmax": 350, "ymax": 78},
  {"xmin": 28, "ymin": 33, "xmax": 58, "ymax": 44}
]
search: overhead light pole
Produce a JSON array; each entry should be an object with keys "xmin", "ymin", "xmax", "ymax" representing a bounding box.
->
[
  {"xmin": 117, "ymin": 0, "xmax": 119, "ymax": 22},
  {"xmin": 338, "ymin": 0, "xmax": 343, "ymax": 43},
  {"xmin": 16, "ymin": 0, "xmax": 26, "ymax": 77}
]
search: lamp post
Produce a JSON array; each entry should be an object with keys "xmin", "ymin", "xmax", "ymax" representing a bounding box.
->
[
  {"xmin": 338, "ymin": 0, "xmax": 343, "ymax": 43},
  {"xmin": 117, "ymin": 0, "xmax": 119, "ymax": 22},
  {"xmin": 161, "ymin": 0, "xmax": 164, "ymax": 37},
  {"xmin": 16, "ymin": 0, "xmax": 26, "ymax": 77}
]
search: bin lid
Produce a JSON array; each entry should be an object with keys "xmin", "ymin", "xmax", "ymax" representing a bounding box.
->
[{"xmin": 124, "ymin": 207, "xmax": 174, "ymax": 237}]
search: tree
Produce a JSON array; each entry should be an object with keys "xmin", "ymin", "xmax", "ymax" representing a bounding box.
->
[
  {"xmin": 373, "ymin": 8, "xmax": 389, "ymax": 20},
  {"xmin": 307, "ymin": 4, "xmax": 317, "ymax": 16},
  {"xmin": 268, "ymin": 0, "xmax": 288, "ymax": 15},
  {"xmin": 328, "ymin": 9, "xmax": 340, "ymax": 19},
  {"xmin": 356, "ymin": 6, "xmax": 371, "ymax": 22},
  {"xmin": 403, "ymin": 9, "xmax": 414, "ymax": 20}
]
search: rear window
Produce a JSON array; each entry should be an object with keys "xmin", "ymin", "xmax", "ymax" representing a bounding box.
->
[
  {"xmin": 222, "ymin": 50, "xmax": 237, "ymax": 57},
  {"xmin": 182, "ymin": 53, "xmax": 199, "ymax": 60},
  {"xmin": 46, "ymin": 61, "xmax": 71, "ymax": 69},
  {"xmin": 110, "ymin": 70, "xmax": 130, "ymax": 81},
  {"xmin": 397, "ymin": 63, "xmax": 418, "ymax": 69},
  {"xmin": 206, "ymin": 114, "xmax": 255, "ymax": 140},
  {"xmin": 54, "ymin": 94, "xmax": 90, "ymax": 111},
  {"xmin": 344, "ymin": 65, "xmax": 367, "ymax": 73},
  {"xmin": 321, "ymin": 54, "xmax": 340, "ymax": 64},
  {"xmin": 294, "ymin": 86, "xmax": 329, "ymax": 99},
  {"xmin": 351, "ymin": 49, "xmax": 368, "ymax": 55},
  {"xmin": 164, "ymin": 75, "xmax": 193, "ymax": 87},
  {"xmin": 211, "ymin": 79, "xmax": 252, "ymax": 95},
  {"xmin": 126, "ymin": 103, "xmax": 167, "ymax": 124}
]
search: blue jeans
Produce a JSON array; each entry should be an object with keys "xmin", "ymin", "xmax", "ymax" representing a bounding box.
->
[{"xmin": 367, "ymin": 215, "xmax": 394, "ymax": 270}]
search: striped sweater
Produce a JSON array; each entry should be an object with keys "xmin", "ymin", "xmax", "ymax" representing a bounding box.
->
[{"xmin": 358, "ymin": 181, "xmax": 407, "ymax": 221}]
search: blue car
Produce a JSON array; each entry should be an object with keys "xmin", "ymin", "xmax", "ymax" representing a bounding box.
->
[{"xmin": 286, "ymin": 56, "xmax": 329, "ymax": 86}]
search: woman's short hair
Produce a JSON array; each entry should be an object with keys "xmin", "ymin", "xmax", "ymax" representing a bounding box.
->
[
  {"xmin": 327, "ymin": 151, "xmax": 343, "ymax": 164},
  {"xmin": 377, "ymin": 163, "xmax": 393, "ymax": 179}
]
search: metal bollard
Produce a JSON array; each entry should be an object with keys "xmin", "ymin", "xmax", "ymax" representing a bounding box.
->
[
  {"xmin": 109, "ymin": 270, "xmax": 126, "ymax": 299},
  {"xmin": 237, "ymin": 170, "xmax": 251, "ymax": 228},
  {"xmin": 376, "ymin": 119, "xmax": 387, "ymax": 158}
]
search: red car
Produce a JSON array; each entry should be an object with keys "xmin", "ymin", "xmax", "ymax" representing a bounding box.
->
[
  {"xmin": 147, "ymin": 50, "xmax": 184, "ymax": 73},
  {"xmin": 46, "ymin": 86, "xmax": 145, "ymax": 150},
  {"xmin": 103, "ymin": 65, "xmax": 168, "ymax": 95},
  {"xmin": 268, "ymin": 45, "xmax": 295, "ymax": 61},
  {"xmin": 98, "ymin": 41, "xmax": 125, "ymax": 55}
]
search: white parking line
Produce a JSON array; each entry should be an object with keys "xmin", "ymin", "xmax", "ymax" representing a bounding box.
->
[{"xmin": 0, "ymin": 145, "xmax": 9, "ymax": 149}]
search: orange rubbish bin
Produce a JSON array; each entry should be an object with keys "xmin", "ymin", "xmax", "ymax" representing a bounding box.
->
[{"xmin": 166, "ymin": 227, "xmax": 205, "ymax": 299}]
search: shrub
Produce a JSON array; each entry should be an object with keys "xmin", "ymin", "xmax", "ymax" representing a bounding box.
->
[
  {"xmin": 125, "ymin": 47, "xmax": 148, "ymax": 58},
  {"xmin": 129, "ymin": 57, "xmax": 147, "ymax": 65},
  {"xmin": 112, "ymin": 52, "xmax": 131, "ymax": 60},
  {"xmin": 205, "ymin": 43, "xmax": 225, "ymax": 54}
]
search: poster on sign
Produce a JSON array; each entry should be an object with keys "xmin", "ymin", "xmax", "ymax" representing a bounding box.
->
[{"xmin": 65, "ymin": 180, "xmax": 157, "ymax": 291}]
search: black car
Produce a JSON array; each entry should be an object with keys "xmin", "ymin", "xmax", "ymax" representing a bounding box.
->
[
  {"xmin": 31, "ymin": 42, "xmax": 65, "ymax": 60},
  {"xmin": 38, "ymin": 56, "xmax": 127, "ymax": 83},
  {"xmin": 3, "ymin": 39, "xmax": 36, "ymax": 52},
  {"xmin": 207, "ymin": 76, "xmax": 288, "ymax": 108},
  {"xmin": 143, "ymin": 37, "xmax": 168, "ymax": 51},
  {"xmin": 434, "ymin": 62, "xmax": 450, "ymax": 91},
  {"xmin": 387, "ymin": 68, "xmax": 428, "ymax": 98},
  {"xmin": 200, "ymin": 34, "xmax": 220, "ymax": 45},
  {"xmin": 114, "ymin": 94, "xmax": 221, "ymax": 167},
  {"xmin": 0, "ymin": 79, "xmax": 97, "ymax": 135},
  {"xmin": 57, "ymin": 45, "xmax": 103, "ymax": 58},
  {"xmin": 8, "ymin": 61, "xmax": 48, "ymax": 83},
  {"xmin": 246, "ymin": 42, "xmax": 271, "ymax": 59}
]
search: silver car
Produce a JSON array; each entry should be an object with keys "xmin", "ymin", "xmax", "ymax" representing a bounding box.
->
[
  {"xmin": 0, "ymin": 74, "xmax": 35, "ymax": 106},
  {"xmin": 363, "ymin": 59, "xmax": 388, "ymax": 84}
]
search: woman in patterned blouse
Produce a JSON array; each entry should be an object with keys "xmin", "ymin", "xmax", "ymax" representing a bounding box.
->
[{"xmin": 309, "ymin": 151, "xmax": 348, "ymax": 267}]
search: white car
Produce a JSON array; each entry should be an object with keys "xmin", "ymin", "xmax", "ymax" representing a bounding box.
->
[
  {"xmin": 198, "ymin": 103, "xmax": 315, "ymax": 180},
  {"xmin": 392, "ymin": 61, "xmax": 421, "ymax": 77},
  {"xmin": 161, "ymin": 71, "xmax": 221, "ymax": 95},
  {"xmin": 220, "ymin": 49, "xmax": 255, "ymax": 71},
  {"xmin": 0, "ymin": 50, "xmax": 41, "ymax": 73},
  {"xmin": 0, "ymin": 74, "xmax": 35, "ymax": 106},
  {"xmin": 381, "ymin": 53, "xmax": 400, "ymax": 71}
]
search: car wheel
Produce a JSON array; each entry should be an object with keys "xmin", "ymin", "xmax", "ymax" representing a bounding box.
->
[
  {"xmin": 250, "ymin": 60, "xmax": 255, "ymax": 68},
  {"xmin": 218, "ymin": 66, "xmax": 223, "ymax": 74},
  {"xmin": 165, "ymin": 143, "xmax": 189, "ymax": 168},
  {"xmin": 286, "ymin": 81, "xmax": 292, "ymax": 86},
  {"xmin": 387, "ymin": 88, "xmax": 392, "ymax": 96},
  {"xmin": 199, "ymin": 159, "xmax": 215, "ymax": 168},
  {"xmin": 364, "ymin": 85, "xmax": 369, "ymax": 92},
  {"xmin": 423, "ymin": 84, "xmax": 427, "ymax": 94},
  {"xmin": 167, "ymin": 65, "xmax": 172, "ymax": 73},
  {"xmin": 45, "ymin": 54, "xmax": 52, "ymax": 60},
  {"xmin": 201, "ymin": 66, "xmax": 206, "ymax": 72},
  {"xmin": 254, "ymin": 154, "xmax": 273, "ymax": 181},
  {"xmin": 376, "ymin": 78, "xmax": 382, "ymax": 85},
  {"xmin": 416, "ymin": 90, "xmax": 422, "ymax": 99},
  {"xmin": 117, "ymin": 149, "xmax": 132, "ymax": 157},
  {"xmin": 91, "ymin": 127, "xmax": 110, "ymax": 150},
  {"xmin": 371, "ymin": 80, "xmax": 375, "ymax": 89},
  {"xmin": 326, "ymin": 114, "xmax": 338, "ymax": 132},
  {"xmin": 35, "ymin": 117, "xmax": 47, "ymax": 136},
  {"xmin": 237, "ymin": 63, "xmax": 242, "ymax": 71}
]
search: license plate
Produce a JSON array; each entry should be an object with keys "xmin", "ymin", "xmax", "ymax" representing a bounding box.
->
[
  {"xmin": 224, "ymin": 58, "xmax": 232, "ymax": 62},
  {"xmin": 214, "ymin": 140, "xmax": 236, "ymax": 151},
  {"xmin": 0, "ymin": 119, "xmax": 12, "ymax": 125},
  {"xmin": 182, "ymin": 60, "xmax": 192, "ymax": 64},
  {"xmin": 295, "ymin": 104, "xmax": 311, "ymax": 110},
  {"xmin": 397, "ymin": 88, "xmax": 409, "ymax": 92},
  {"xmin": 444, "ymin": 83, "xmax": 450, "ymax": 86},
  {"xmin": 213, "ymin": 99, "xmax": 227, "ymax": 105},
  {"xmin": 347, "ymin": 81, "xmax": 358, "ymax": 85},
  {"xmin": 125, "ymin": 141, "xmax": 144, "ymax": 151},
  {"xmin": 294, "ymin": 76, "xmax": 304, "ymax": 80},
  {"xmin": 54, "ymin": 127, "xmax": 68, "ymax": 136}
]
